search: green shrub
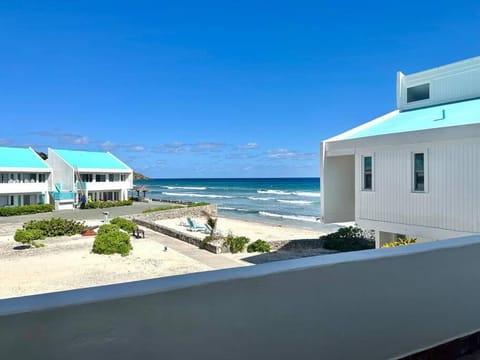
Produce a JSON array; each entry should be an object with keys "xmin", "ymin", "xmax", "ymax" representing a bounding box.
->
[
  {"xmin": 96, "ymin": 224, "xmax": 120, "ymax": 235},
  {"xmin": 247, "ymin": 239, "xmax": 271, "ymax": 253},
  {"xmin": 142, "ymin": 205, "xmax": 183, "ymax": 214},
  {"xmin": 381, "ymin": 237, "xmax": 417, "ymax": 248},
  {"xmin": 321, "ymin": 226, "xmax": 375, "ymax": 252},
  {"xmin": 92, "ymin": 225, "xmax": 132, "ymax": 256},
  {"xmin": 14, "ymin": 229, "xmax": 46, "ymax": 248},
  {"xmin": 84, "ymin": 200, "xmax": 133, "ymax": 209},
  {"xmin": 224, "ymin": 234, "xmax": 250, "ymax": 253},
  {"xmin": 201, "ymin": 235, "xmax": 213, "ymax": 249},
  {"xmin": 110, "ymin": 217, "xmax": 137, "ymax": 233},
  {"xmin": 23, "ymin": 218, "xmax": 86, "ymax": 237},
  {"xmin": 0, "ymin": 204, "xmax": 54, "ymax": 217}
]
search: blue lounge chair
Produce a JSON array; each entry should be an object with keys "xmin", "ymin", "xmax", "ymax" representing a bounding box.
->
[{"xmin": 187, "ymin": 218, "xmax": 206, "ymax": 232}]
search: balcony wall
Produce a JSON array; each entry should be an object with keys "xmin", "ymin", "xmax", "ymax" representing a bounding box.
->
[
  {"xmin": 0, "ymin": 182, "xmax": 48, "ymax": 194},
  {"xmin": 1, "ymin": 236, "xmax": 480, "ymax": 359},
  {"xmin": 77, "ymin": 181, "xmax": 130, "ymax": 192}
]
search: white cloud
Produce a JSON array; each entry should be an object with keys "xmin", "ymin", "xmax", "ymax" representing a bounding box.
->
[{"xmin": 265, "ymin": 148, "xmax": 317, "ymax": 160}]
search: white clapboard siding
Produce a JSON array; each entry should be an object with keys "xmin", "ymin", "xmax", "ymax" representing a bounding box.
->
[{"xmin": 357, "ymin": 137, "xmax": 480, "ymax": 233}]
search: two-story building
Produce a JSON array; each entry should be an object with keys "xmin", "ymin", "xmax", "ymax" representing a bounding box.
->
[
  {"xmin": 321, "ymin": 57, "xmax": 480, "ymax": 247},
  {"xmin": 47, "ymin": 148, "xmax": 133, "ymax": 210},
  {"xmin": 0, "ymin": 147, "xmax": 51, "ymax": 207}
]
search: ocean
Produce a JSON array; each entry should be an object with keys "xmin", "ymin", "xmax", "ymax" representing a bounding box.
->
[{"xmin": 133, "ymin": 178, "xmax": 340, "ymax": 231}]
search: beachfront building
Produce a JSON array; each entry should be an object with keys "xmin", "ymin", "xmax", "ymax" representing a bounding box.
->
[
  {"xmin": 0, "ymin": 146, "xmax": 51, "ymax": 207},
  {"xmin": 47, "ymin": 148, "xmax": 133, "ymax": 209},
  {"xmin": 321, "ymin": 56, "xmax": 480, "ymax": 247}
]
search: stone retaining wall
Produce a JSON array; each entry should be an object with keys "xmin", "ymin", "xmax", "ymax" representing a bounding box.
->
[
  {"xmin": 135, "ymin": 204, "xmax": 217, "ymax": 222},
  {"xmin": 133, "ymin": 218, "xmax": 223, "ymax": 254}
]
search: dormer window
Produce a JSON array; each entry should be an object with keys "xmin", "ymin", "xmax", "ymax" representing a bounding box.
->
[{"xmin": 407, "ymin": 83, "xmax": 430, "ymax": 103}]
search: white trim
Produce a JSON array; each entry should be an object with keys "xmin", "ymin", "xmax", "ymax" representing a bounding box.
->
[
  {"xmin": 361, "ymin": 154, "xmax": 375, "ymax": 191},
  {"xmin": 411, "ymin": 150, "xmax": 428, "ymax": 193},
  {"xmin": 0, "ymin": 167, "xmax": 51, "ymax": 172}
]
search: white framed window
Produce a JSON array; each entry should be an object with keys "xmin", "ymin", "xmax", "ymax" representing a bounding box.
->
[
  {"xmin": 362, "ymin": 155, "xmax": 374, "ymax": 191},
  {"xmin": 412, "ymin": 151, "xmax": 428, "ymax": 193}
]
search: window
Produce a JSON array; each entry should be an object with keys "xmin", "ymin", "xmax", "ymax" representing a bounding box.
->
[
  {"xmin": 413, "ymin": 152, "xmax": 425, "ymax": 192},
  {"xmin": 362, "ymin": 156, "xmax": 373, "ymax": 191},
  {"xmin": 96, "ymin": 174, "xmax": 106, "ymax": 182},
  {"xmin": 81, "ymin": 174, "xmax": 93, "ymax": 182},
  {"xmin": 109, "ymin": 174, "xmax": 115, "ymax": 182},
  {"xmin": 39, "ymin": 173, "xmax": 46, "ymax": 183},
  {"xmin": 407, "ymin": 83, "xmax": 430, "ymax": 103}
]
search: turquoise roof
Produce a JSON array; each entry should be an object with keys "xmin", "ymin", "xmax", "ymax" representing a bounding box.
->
[
  {"xmin": 344, "ymin": 98, "xmax": 480, "ymax": 139},
  {"xmin": 54, "ymin": 149, "xmax": 130, "ymax": 170},
  {"xmin": 0, "ymin": 147, "xmax": 48, "ymax": 169}
]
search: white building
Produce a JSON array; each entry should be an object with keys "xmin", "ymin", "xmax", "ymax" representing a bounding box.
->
[
  {"xmin": 0, "ymin": 147, "xmax": 51, "ymax": 207},
  {"xmin": 47, "ymin": 148, "xmax": 133, "ymax": 210},
  {"xmin": 321, "ymin": 57, "xmax": 480, "ymax": 247}
]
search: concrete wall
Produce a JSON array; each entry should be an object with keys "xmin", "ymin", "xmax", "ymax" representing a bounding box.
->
[
  {"xmin": 321, "ymin": 153, "xmax": 355, "ymax": 223},
  {"xmin": 2, "ymin": 236, "xmax": 480, "ymax": 359}
]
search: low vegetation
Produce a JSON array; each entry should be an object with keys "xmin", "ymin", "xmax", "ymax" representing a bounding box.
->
[
  {"xmin": 14, "ymin": 229, "xmax": 45, "ymax": 248},
  {"xmin": 142, "ymin": 205, "xmax": 183, "ymax": 213},
  {"xmin": 224, "ymin": 234, "xmax": 250, "ymax": 253},
  {"xmin": 92, "ymin": 224, "xmax": 133, "ymax": 256},
  {"xmin": 188, "ymin": 201, "xmax": 210, "ymax": 207},
  {"xmin": 14, "ymin": 217, "xmax": 86, "ymax": 248},
  {"xmin": 247, "ymin": 239, "xmax": 271, "ymax": 253},
  {"xmin": 84, "ymin": 199, "xmax": 133, "ymax": 209},
  {"xmin": 110, "ymin": 217, "xmax": 138, "ymax": 233},
  {"xmin": 381, "ymin": 237, "xmax": 417, "ymax": 248},
  {"xmin": 0, "ymin": 204, "xmax": 54, "ymax": 217},
  {"xmin": 321, "ymin": 226, "xmax": 375, "ymax": 252}
]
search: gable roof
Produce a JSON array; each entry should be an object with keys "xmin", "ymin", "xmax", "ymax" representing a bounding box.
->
[
  {"xmin": 0, "ymin": 147, "xmax": 49, "ymax": 169},
  {"xmin": 339, "ymin": 97, "xmax": 480, "ymax": 141},
  {"xmin": 53, "ymin": 149, "xmax": 131, "ymax": 171}
]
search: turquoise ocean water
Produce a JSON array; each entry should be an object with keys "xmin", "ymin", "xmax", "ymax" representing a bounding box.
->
[{"xmin": 134, "ymin": 178, "xmax": 340, "ymax": 231}]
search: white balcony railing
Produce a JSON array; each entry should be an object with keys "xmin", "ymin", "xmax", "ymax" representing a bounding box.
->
[
  {"xmin": 0, "ymin": 182, "xmax": 48, "ymax": 194},
  {"xmin": 1, "ymin": 236, "xmax": 480, "ymax": 358},
  {"xmin": 76, "ymin": 181, "xmax": 130, "ymax": 192}
]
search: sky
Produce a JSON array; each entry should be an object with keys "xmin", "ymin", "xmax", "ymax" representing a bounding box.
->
[{"xmin": 0, "ymin": 1, "xmax": 479, "ymax": 178}]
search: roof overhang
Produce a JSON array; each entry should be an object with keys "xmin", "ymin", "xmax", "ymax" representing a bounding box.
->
[
  {"xmin": 75, "ymin": 168, "xmax": 133, "ymax": 173},
  {"xmin": 0, "ymin": 167, "xmax": 51, "ymax": 173},
  {"xmin": 323, "ymin": 122, "xmax": 480, "ymax": 157}
]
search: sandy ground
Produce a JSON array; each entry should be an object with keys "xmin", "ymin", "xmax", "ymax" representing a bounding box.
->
[
  {"xmin": 156, "ymin": 216, "xmax": 328, "ymax": 242},
  {"xmin": 0, "ymin": 216, "xmax": 335, "ymax": 299}
]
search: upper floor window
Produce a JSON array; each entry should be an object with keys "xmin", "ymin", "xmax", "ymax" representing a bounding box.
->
[
  {"xmin": 96, "ymin": 174, "xmax": 106, "ymax": 182},
  {"xmin": 413, "ymin": 152, "xmax": 426, "ymax": 192},
  {"xmin": 407, "ymin": 83, "xmax": 430, "ymax": 103},
  {"xmin": 109, "ymin": 174, "xmax": 115, "ymax": 182},
  {"xmin": 81, "ymin": 174, "xmax": 93, "ymax": 182},
  {"xmin": 121, "ymin": 174, "xmax": 127, "ymax": 182},
  {"xmin": 38, "ymin": 173, "xmax": 46, "ymax": 183},
  {"xmin": 362, "ymin": 155, "xmax": 373, "ymax": 191}
]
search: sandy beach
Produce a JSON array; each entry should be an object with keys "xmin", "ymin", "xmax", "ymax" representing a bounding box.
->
[{"xmin": 0, "ymin": 210, "xmax": 334, "ymax": 299}]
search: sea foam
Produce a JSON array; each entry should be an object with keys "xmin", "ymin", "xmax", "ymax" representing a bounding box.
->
[
  {"xmin": 162, "ymin": 192, "xmax": 233, "ymax": 199},
  {"xmin": 259, "ymin": 211, "xmax": 319, "ymax": 223},
  {"xmin": 277, "ymin": 199, "xmax": 314, "ymax": 205}
]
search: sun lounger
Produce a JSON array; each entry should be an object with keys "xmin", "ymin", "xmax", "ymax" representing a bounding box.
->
[{"xmin": 187, "ymin": 218, "xmax": 206, "ymax": 232}]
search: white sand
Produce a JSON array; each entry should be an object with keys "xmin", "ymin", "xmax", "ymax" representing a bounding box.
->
[
  {"xmin": 0, "ymin": 216, "xmax": 334, "ymax": 299},
  {"xmin": 156, "ymin": 216, "xmax": 326, "ymax": 242}
]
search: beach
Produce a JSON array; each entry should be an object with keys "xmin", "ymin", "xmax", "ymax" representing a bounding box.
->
[{"xmin": 0, "ymin": 206, "xmax": 334, "ymax": 299}]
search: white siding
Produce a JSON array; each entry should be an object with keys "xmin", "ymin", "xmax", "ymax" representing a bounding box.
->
[
  {"xmin": 46, "ymin": 149, "xmax": 74, "ymax": 192},
  {"xmin": 398, "ymin": 57, "xmax": 480, "ymax": 111},
  {"xmin": 356, "ymin": 137, "xmax": 480, "ymax": 234}
]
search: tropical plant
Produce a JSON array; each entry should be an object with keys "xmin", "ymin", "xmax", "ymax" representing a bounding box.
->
[
  {"xmin": 381, "ymin": 237, "xmax": 417, "ymax": 248},
  {"xmin": 247, "ymin": 239, "xmax": 271, "ymax": 253},
  {"xmin": 0, "ymin": 204, "xmax": 54, "ymax": 216},
  {"xmin": 110, "ymin": 217, "xmax": 137, "ymax": 233},
  {"xmin": 206, "ymin": 217, "xmax": 218, "ymax": 238},
  {"xmin": 14, "ymin": 229, "xmax": 46, "ymax": 248},
  {"xmin": 224, "ymin": 234, "xmax": 250, "ymax": 253},
  {"xmin": 321, "ymin": 226, "xmax": 375, "ymax": 252}
]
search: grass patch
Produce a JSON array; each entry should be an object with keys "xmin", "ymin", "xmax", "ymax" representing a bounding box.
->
[{"xmin": 142, "ymin": 205, "xmax": 184, "ymax": 213}]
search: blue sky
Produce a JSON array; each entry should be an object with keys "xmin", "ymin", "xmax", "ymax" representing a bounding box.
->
[{"xmin": 1, "ymin": 1, "xmax": 479, "ymax": 178}]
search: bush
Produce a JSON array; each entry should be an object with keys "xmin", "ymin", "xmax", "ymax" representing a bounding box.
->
[
  {"xmin": 0, "ymin": 204, "xmax": 54, "ymax": 217},
  {"xmin": 381, "ymin": 237, "xmax": 417, "ymax": 248},
  {"xmin": 14, "ymin": 229, "xmax": 46, "ymax": 247},
  {"xmin": 201, "ymin": 235, "xmax": 213, "ymax": 249},
  {"xmin": 321, "ymin": 226, "xmax": 375, "ymax": 252},
  {"xmin": 224, "ymin": 234, "xmax": 250, "ymax": 253},
  {"xmin": 247, "ymin": 239, "xmax": 271, "ymax": 253},
  {"xmin": 142, "ymin": 205, "xmax": 183, "ymax": 214},
  {"xmin": 92, "ymin": 224, "xmax": 132, "ymax": 256},
  {"xmin": 84, "ymin": 200, "xmax": 133, "ymax": 209},
  {"xmin": 23, "ymin": 218, "xmax": 86, "ymax": 237},
  {"xmin": 110, "ymin": 217, "xmax": 137, "ymax": 233}
]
